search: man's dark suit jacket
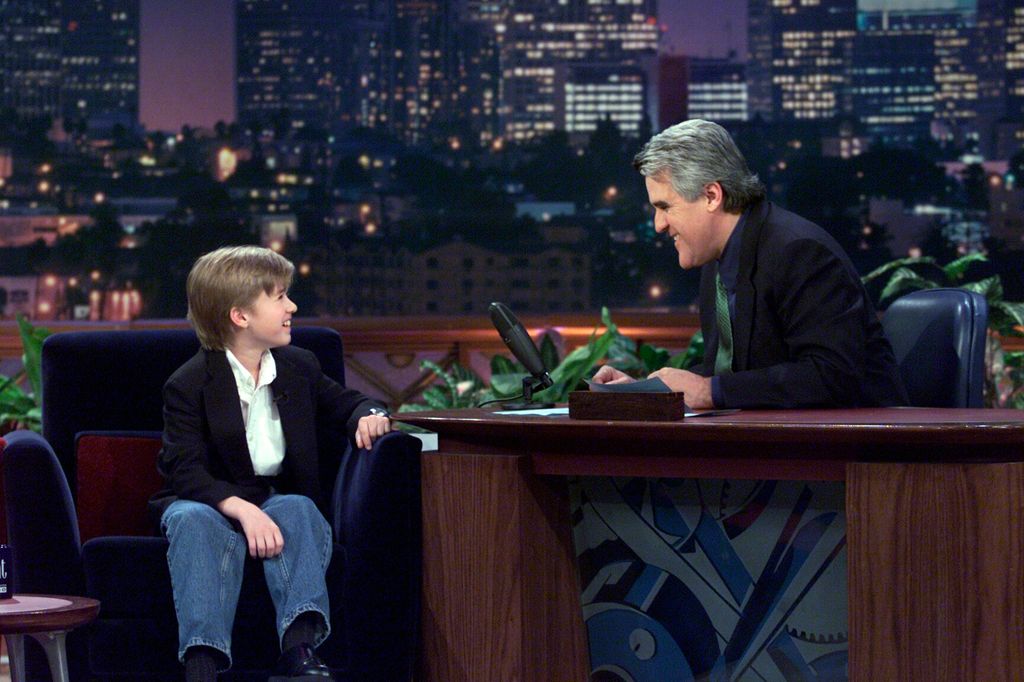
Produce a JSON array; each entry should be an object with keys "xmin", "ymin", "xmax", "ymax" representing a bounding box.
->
[
  {"xmin": 698, "ymin": 200, "xmax": 908, "ymax": 409},
  {"xmin": 148, "ymin": 344, "xmax": 379, "ymax": 522}
]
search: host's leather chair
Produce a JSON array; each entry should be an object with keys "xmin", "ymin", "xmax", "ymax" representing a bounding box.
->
[
  {"xmin": 881, "ymin": 288, "xmax": 988, "ymax": 407},
  {"xmin": 2, "ymin": 327, "xmax": 421, "ymax": 681}
]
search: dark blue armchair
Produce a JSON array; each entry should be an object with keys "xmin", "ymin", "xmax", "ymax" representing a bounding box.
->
[
  {"xmin": 881, "ymin": 288, "xmax": 988, "ymax": 408},
  {"xmin": 2, "ymin": 327, "xmax": 421, "ymax": 681}
]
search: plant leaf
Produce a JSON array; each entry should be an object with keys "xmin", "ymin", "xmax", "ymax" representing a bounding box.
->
[
  {"xmin": 16, "ymin": 314, "xmax": 48, "ymax": 406},
  {"xmin": 537, "ymin": 324, "xmax": 616, "ymax": 402},
  {"xmin": 421, "ymin": 386, "xmax": 450, "ymax": 410},
  {"xmin": 490, "ymin": 354, "xmax": 521, "ymax": 376},
  {"xmin": 490, "ymin": 372, "xmax": 528, "ymax": 397},
  {"xmin": 668, "ymin": 330, "xmax": 705, "ymax": 370},
  {"xmin": 879, "ymin": 267, "xmax": 940, "ymax": 305},
  {"xmin": 638, "ymin": 343, "xmax": 670, "ymax": 375},
  {"xmin": 420, "ymin": 359, "xmax": 459, "ymax": 404},
  {"xmin": 990, "ymin": 300, "xmax": 1024, "ymax": 336},
  {"xmin": 861, "ymin": 256, "xmax": 936, "ymax": 284},
  {"xmin": 942, "ymin": 253, "xmax": 987, "ymax": 282},
  {"xmin": 960, "ymin": 276, "xmax": 1003, "ymax": 302},
  {"xmin": 539, "ymin": 333, "xmax": 560, "ymax": 372}
]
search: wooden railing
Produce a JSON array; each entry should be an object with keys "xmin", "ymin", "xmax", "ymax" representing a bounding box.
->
[
  {"xmin": 3, "ymin": 313, "xmax": 1021, "ymax": 410},
  {"xmin": 0, "ymin": 312, "xmax": 701, "ymax": 409},
  {"xmin": 0, "ymin": 311, "xmax": 700, "ymax": 357}
]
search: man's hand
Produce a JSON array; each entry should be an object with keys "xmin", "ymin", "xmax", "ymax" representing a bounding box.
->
[
  {"xmin": 355, "ymin": 414, "xmax": 391, "ymax": 449},
  {"xmin": 647, "ymin": 368, "xmax": 714, "ymax": 409},
  {"xmin": 591, "ymin": 365, "xmax": 635, "ymax": 385},
  {"xmin": 218, "ymin": 496, "xmax": 284, "ymax": 559}
]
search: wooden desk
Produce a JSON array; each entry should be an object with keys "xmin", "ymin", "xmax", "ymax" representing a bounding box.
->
[{"xmin": 398, "ymin": 407, "xmax": 1024, "ymax": 681}]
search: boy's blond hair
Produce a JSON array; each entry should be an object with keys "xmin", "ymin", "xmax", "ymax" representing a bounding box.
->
[{"xmin": 187, "ymin": 246, "xmax": 295, "ymax": 350}]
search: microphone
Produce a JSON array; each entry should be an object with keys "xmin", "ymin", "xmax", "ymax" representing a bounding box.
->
[{"xmin": 488, "ymin": 302, "xmax": 554, "ymax": 409}]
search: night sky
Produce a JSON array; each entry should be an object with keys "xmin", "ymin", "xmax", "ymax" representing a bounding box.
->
[{"xmin": 139, "ymin": 0, "xmax": 746, "ymax": 132}]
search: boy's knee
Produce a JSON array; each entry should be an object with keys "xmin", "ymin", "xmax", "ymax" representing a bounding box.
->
[
  {"xmin": 163, "ymin": 501, "xmax": 228, "ymax": 539},
  {"xmin": 265, "ymin": 495, "xmax": 329, "ymax": 534}
]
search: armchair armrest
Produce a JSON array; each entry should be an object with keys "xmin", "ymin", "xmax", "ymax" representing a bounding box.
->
[
  {"xmin": 331, "ymin": 430, "xmax": 422, "ymax": 679},
  {"xmin": 2, "ymin": 430, "xmax": 84, "ymax": 595}
]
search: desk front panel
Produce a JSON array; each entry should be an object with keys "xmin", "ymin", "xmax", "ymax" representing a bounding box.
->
[{"xmin": 402, "ymin": 408, "xmax": 1024, "ymax": 682}]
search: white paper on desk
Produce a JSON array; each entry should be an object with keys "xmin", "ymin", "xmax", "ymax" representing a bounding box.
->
[
  {"xmin": 494, "ymin": 407, "xmax": 569, "ymax": 417},
  {"xmin": 586, "ymin": 377, "xmax": 671, "ymax": 393},
  {"xmin": 408, "ymin": 431, "xmax": 438, "ymax": 451}
]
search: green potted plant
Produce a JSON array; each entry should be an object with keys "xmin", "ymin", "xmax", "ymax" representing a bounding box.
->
[{"xmin": 0, "ymin": 315, "xmax": 50, "ymax": 433}]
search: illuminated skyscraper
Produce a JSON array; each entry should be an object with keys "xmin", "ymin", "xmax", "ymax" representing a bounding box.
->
[
  {"xmin": 747, "ymin": 0, "xmax": 857, "ymax": 121},
  {"xmin": 856, "ymin": 0, "xmax": 985, "ymax": 139},
  {"xmin": 235, "ymin": 1, "xmax": 396, "ymax": 135},
  {"xmin": 389, "ymin": 0, "xmax": 455, "ymax": 143},
  {"xmin": 61, "ymin": 0, "xmax": 139, "ymax": 131},
  {"xmin": 688, "ymin": 58, "xmax": 747, "ymax": 123},
  {"xmin": 500, "ymin": 0, "xmax": 659, "ymax": 142},
  {"xmin": 1007, "ymin": 1, "xmax": 1024, "ymax": 117},
  {"xmin": 448, "ymin": 20, "xmax": 502, "ymax": 144},
  {"xmin": 850, "ymin": 32, "xmax": 935, "ymax": 143},
  {"xmin": 563, "ymin": 63, "xmax": 647, "ymax": 139},
  {"xmin": 0, "ymin": 0, "xmax": 62, "ymax": 120}
]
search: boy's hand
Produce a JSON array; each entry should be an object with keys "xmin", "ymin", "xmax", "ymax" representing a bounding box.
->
[
  {"xmin": 218, "ymin": 496, "xmax": 284, "ymax": 558},
  {"xmin": 355, "ymin": 414, "xmax": 391, "ymax": 450}
]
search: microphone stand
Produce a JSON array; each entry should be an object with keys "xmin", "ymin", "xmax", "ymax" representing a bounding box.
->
[{"xmin": 499, "ymin": 375, "xmax": 555, "ymax": 411}]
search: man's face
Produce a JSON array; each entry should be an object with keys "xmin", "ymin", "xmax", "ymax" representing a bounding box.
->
[{"xmin": 645, "ymin": 175, "xmax": 719, "ymax": 270}]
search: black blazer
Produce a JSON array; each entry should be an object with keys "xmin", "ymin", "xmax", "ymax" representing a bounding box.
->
[
  {"xmin": 148, "ymin": 344, "xmax": 380, "ymax": 522},
  {"xmin": 698, "ymin": 200, "xmax": 907, "ymax": 409}
]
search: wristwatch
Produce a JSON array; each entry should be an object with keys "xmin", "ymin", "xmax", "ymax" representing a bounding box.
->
[{"xmin": 368, "ymin": 407, "xmax": 390, "ymax": 418}]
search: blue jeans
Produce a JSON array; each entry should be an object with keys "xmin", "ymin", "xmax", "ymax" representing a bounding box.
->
[{"xmin": 161, "ymin": 494, "xmax": 333, "ymax": 668}]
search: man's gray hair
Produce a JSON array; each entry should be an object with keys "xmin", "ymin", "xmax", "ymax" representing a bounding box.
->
[{"xmin": 633, "ymin": 119, "xmax": 765, "ymax": 213}]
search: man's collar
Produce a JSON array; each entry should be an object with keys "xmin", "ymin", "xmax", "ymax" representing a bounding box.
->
[{"xmin": 716, "ymin": 207, "xmax": 751, "ymax": 286}]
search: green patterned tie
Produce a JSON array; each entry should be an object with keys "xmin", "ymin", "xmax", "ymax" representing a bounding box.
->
[{"xmin": 714, "ymin": 267, "xmax": 733, "ymax": 375}]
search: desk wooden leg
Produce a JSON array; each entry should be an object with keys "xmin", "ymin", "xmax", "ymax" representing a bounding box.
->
[
  {"xmin": 420, "ymin": 452, "xmax": 589, "ymax": 681},
  {"xmin": 28, "ymin": 631, "xmax": 69, "ymax": 682},
  {"xmin": 5, "ymin": 634, "xmax": 24, "ymax": 682},
  {"xmin": 847, "ymin": 461, "xmax": 1024, "ymax": 681}
]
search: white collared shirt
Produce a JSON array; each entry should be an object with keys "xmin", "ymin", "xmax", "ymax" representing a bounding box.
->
[{"xmin": 225, "ymin": 348, "xmax": 285, "ymax": 476}]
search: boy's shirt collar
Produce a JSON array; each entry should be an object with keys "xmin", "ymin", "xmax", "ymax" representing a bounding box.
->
[{"xmin": 225, "ymin": 348, "xmax": 277, "ymax": 392}]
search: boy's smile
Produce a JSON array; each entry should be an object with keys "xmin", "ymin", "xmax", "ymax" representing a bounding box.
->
[{"xmin": 235, "ymin": 284, "xmax": 297, "ymax": 352}]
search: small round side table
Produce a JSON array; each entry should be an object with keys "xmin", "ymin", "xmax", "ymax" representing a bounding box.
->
[{"xmin": 0, "ymin": 594, "xmax": 100, "ymax": 682}]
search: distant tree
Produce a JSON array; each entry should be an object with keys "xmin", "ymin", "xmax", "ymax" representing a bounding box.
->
[
  {"xmin": 781, "ymin": 155, "xmax": 861, "ymax": 254},
  {"xmin": 963, "ymin": 162, "xmax": 989, "ymax": 211},
  {"xmin": 919, "ymin": 220, "xmax": 959, "ymax": 262},
  {"xmin": 49, "ymin": 203, "xmax": 123, "ymax": 276},
  {"xmin": 853, "ymin": 147, "xmax": 952, "ymax": 205},
  {"xmin": 111, "ymin": 122, "xmax": 132, "ymax": 149},
  {"xmin": 515, "ymin": 131, "xmax": 587, "ymax": 201},
  {"xmin": 1010, "ymin": 149, "xmax": 1024, "ymax": 181},
  {"xmin": 135, "ymin": 175, "xmax": 257, "ymax": 316},
  {"xmin": 271, "ymin": 108, "xmax": 292, "ymax": 140},
  {"xmin": 334, "ymin": 156, "xmax": 372, "ymax": 187}
]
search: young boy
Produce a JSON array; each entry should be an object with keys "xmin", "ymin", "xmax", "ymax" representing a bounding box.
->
[{"xmin": 149, "ymin": 246, "xmax": 390, "ymax": 681}]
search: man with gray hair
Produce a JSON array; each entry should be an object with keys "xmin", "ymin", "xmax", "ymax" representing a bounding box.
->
[{"xmin": 593, "ymin": 119, "xmax": 907, "ymax": 409}]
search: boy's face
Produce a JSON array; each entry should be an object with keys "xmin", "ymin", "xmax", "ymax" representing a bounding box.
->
[{"xmin": 233, "ymin": 284, "xmax": 297, "ymax": 351}]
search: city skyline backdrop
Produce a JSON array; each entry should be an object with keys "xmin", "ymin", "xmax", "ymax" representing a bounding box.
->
[{"xmin": 139, "ymin": 0, "xmax": 748, "ymax": 131}]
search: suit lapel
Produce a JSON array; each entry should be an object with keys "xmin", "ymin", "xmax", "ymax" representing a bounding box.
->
[
  {"xmin": 733, "ymin": 200, "xmax": 769, "ymax": 371},
  {"xmin": 202, "ymin": 351, "xmax": 256, "ymax": 482},
  {"xmin": 270, "ymin": 350, "xmax": 313, "ymax": 465}
]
